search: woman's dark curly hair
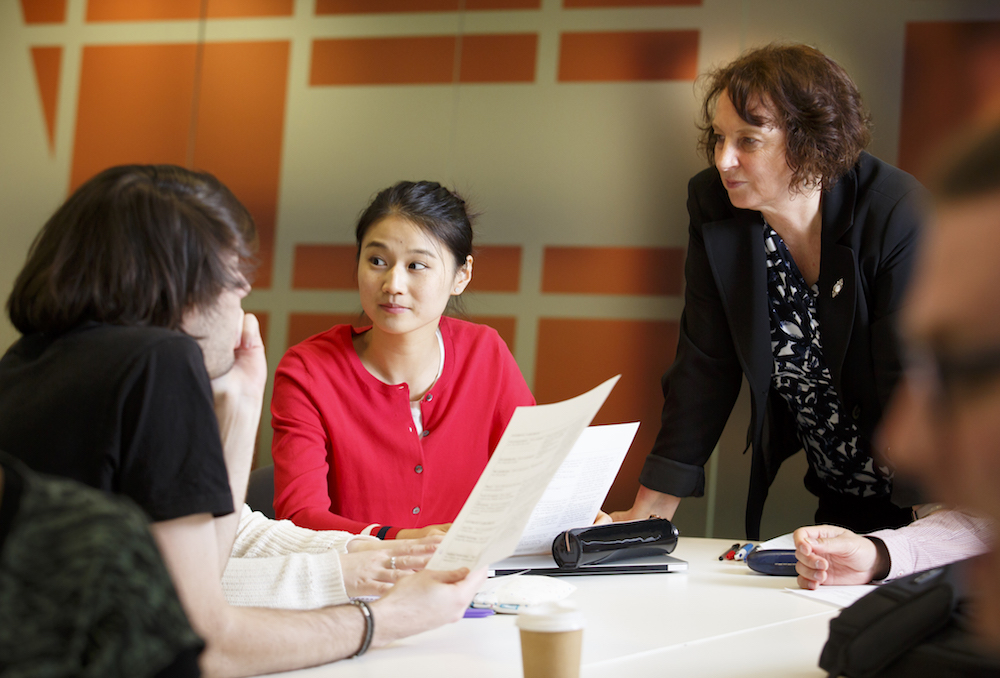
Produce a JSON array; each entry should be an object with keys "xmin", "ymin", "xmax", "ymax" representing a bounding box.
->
[{"xmin": 697, "ymin": 43, "xmax": 872, "ymax": 191}]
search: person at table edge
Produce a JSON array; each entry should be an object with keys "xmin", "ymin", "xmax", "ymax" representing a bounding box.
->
[{"xmin": 614, "ymin": 43, "xmax": 927, "ymax": 539}]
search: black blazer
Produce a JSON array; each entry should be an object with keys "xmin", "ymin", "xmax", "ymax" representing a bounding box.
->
[{"xmin": 639, "ymin": 152, "xmax": 928, "ymax": 539}]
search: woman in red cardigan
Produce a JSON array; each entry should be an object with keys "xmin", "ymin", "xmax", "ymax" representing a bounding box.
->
[{"xmin": 271, "ymin": 181, "xmax": 535, "ymax": 539}]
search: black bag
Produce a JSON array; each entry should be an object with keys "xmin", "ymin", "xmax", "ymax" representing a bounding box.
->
[{"xmin": 819, "ymin": 557, "xmax": 1000, "ymax": 677}]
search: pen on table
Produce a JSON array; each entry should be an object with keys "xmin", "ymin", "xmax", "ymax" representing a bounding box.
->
[
  {"xmin": 719, "ymin": 543, "xmax": 741, "ymax": 560},
  {"xmin": 734, "ymin": 543, "xmax": 755, "ymax": 561},
  {"xmin": 464, "ymin": 607, "xmax": 495, "ymax": 618}
]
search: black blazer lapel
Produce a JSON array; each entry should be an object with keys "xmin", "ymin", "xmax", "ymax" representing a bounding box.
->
[
  {"xmin": 703, "ymin": 214, "xmax": 771, "ymax": 399},
  {"xmin": 816, "ymin": 167, "xmax": 860, "ymax": 394}
]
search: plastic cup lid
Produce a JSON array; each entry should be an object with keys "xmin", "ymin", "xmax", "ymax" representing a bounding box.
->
[{"xmin": 515, "ymin": 600, "xmax": 584, "ymax": 632}]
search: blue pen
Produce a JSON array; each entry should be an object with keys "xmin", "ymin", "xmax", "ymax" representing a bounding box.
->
[{"xmin": 734, "ymin": 543, "xmax": 755, "ymax": 561}]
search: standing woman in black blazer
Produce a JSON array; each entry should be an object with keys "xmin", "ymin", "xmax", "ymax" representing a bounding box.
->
[{"xmin": 613, "ymin": 44, "xmax": 928, "ymax": 539}]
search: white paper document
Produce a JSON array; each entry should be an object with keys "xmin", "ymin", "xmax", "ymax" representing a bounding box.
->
[
  {"xmin": 758, "ymin": 533, "xmax": 796, "ymax": 550},
  {"xmin": 427, "ymin": 375, "xmax": 620, "ymax": 572},
  {"xmin": 512, "ymin": 421, "xmax": 639, "ymax": 556},
  {"xmin": 785, "ymin": 584, "xmax": 877, "ymax": 608}
]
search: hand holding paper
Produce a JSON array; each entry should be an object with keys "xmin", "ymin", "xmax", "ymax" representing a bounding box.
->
[{"xmin": 427, "ymin": 376, "xmax": 620, "ymax": 572}]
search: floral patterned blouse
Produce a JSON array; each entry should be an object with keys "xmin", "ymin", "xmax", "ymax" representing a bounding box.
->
[{"xmin": 765, "ymin": 226, "xmax": 891, "ymax": 499}]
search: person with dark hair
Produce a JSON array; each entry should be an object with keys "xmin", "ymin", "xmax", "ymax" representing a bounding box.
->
[
  {"xmin": 613, "ymin": 43, "xmax": 929, "ymax": 539},
  {"xmin": 793, "ymin": 125, "xmax": 1000, "ymax": 591},
  {"xmin": 882, "ymin": 122, "xmax": 1000, "ymax": 644},
  {"xmin": 0, "ymin": 165, "xmax": 485, "ymax": 678},
  {"xmin": 271, "ymin": 180, "xmax": 535, "ymax": 539}
]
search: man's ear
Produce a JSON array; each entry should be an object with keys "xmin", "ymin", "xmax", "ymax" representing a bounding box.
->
[{"xmin": 452, "ymin": 255, "xmax": 473, "ymax": 295}]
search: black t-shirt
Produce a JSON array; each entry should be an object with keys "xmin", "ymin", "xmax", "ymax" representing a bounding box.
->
[{"xmin": 0, "ymin": 322, "xmax": 233, "ymax": 522}]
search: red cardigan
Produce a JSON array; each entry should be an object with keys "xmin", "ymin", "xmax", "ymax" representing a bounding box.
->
[{"xmin": 270, "ymin": 317, "xmax": 535, "ymax": 537}]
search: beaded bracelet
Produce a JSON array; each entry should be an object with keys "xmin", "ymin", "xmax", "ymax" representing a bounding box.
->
[{"xmin": 350, "ymin": 599, "xmax": 374, "ymax": 658}]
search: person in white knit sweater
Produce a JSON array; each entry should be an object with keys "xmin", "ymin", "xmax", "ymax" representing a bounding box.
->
[{"xmin": 223, "ymin": 505, "xmax": 442, "ymax": 609}]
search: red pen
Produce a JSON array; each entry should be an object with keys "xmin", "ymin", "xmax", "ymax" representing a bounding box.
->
[{"xmin": 720, "ymin": 543, "xmax": 740, "ymax": 560}]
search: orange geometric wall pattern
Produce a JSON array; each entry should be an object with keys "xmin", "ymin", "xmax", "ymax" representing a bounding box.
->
[
  {"xmin": 898, "ymin": 21, "xmax": 1000, "ymax": 182},
  {"xmin": 19, "ymin": 0, "xmax": 65, "ymax": 23},
  {"xmin": 542, "ymin": 246, "xmax": 684, "ymax": 296},
  {"xmin": 315, "ymin": 0, "xmax": 540, "ymax": 13},
  {"xmin": 559, "ymin": 30, "xmax": 700, "ymax": 82},
  {"xmin": 468, "ymin": 246, "xmax": 521, "ymax": 293},
  {"xmin": 29, "ymin": 46, "xmax": 61, "ymax": 154},
  {"xmin": 534, "ymin": 318, "xmax": 679, "ymax": 510},
  {"xmin": 85, "ymin": 0, "xmax": 293, "ymax": 21},
  {"xmin": 18, "ymin": 1, "xmax": 704, "ymax": 513},
  {"xmin": 311, "ymin": 34, "xmax": 538, "ymax": 86},
  {"xmin": 70, "ymin": 42, "xmax": 289, "ymax": 289},
  {"xmin": 293, "ymin": 246, "xmax": 359, "ymax": 291}
]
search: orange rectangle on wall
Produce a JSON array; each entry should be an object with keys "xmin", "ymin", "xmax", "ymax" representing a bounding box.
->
[
  {"xmin": 535, "ymin": 318, "xmax": 678, "ymax": 511},
  {"xmin": 71, "ymin": 44, "xmax": 198, "ymax": 191},
  {"xmin": 564, "ymin": 0, "xmax": 699, "ymax": 7},
  {"xmin": 30, "ymin": 46, "xmax": 61, "ymax": 153},
  {"xmin": 191, "ymin": 41, "xmax": 290, "ymax": 290},
  {"xmin": 558, "ymin": 30, "xmax": 699, "ymax": 82},
  {"xmin": 542, "ymin": 246, "xmax": 684, "ymax": 295},
  {"xmin": 21, "ymin": 0, "xmax": 66, "ymax": 23},
  {"xmin": 311, "ymin": 35, "xmax": 536, "ymax": 85},
  {"xmin": 898, "ymin": 21, "xmax": 1000, "ymax": 181},
  {"xmin": 86, "ymin": 0, "xmax": 292, "ymax": 20},
  {"xmin": 316, "ymin": 0, "xmax": 538, "ymax": 13},
  {"xmin": 293, "ymin": 245, "xmax": 358, "ymax": 290},
  {"xmin": 460, "ymin": 34, "xmax": 537, "ymax": 83},
  {"xmin": 311, "ymin": 36, "xmax": 456, "ymax": 85},
  {"xmin": 206, "ymin": 0, "xmax": 293, "ymax": 17},
  {"xmin": 470, "ymin": 245, "xmax": 521, "ymax": 292},
  {"xmin": 467, "ymin": 0, "xmax": 539, "ymax": 7},
  {"xmin": 87, "ymin": 0, "xmax": 203, "ymax": 20},
  {"xmin": 469, "ymin": 315, "xmax": 517, "ymax": 353}
]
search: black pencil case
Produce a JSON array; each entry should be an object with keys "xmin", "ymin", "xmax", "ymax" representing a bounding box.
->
[{"xmin": 551, "ymin": 518, "xmax": 679, "ymax": 569}]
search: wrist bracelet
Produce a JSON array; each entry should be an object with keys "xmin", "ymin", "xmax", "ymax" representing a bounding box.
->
[{"xmin": 350, "ymin": 599, "xmax": 374, "ymax": 658}]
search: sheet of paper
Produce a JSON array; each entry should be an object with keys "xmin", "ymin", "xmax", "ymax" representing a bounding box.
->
[
  {"xmin": 511, "ymin": 422, "xmax": 639, "ymax": 556},
  {"xmin": 427, "ymin": 375, "xmax": 620, "ymax": 572},
  {"xmin": 785, "ymin": 584, "xmax": 877, "ymax": 608},
  {"xmin": 758, "ymin": 533, "xmax": 796, "ymax": 550}
]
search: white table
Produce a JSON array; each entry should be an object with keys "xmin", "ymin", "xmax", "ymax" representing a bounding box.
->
[{"xmin": 260, "ymin": 538, "xmax": 839, "ymax": 677}]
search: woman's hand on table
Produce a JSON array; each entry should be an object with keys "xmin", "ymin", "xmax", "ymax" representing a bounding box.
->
[
  {"xmin": 610, "ymin": 485, "xmax": 682, "ymax": 522},
  {"xmin": 341, "ymin": 535, "xmax": 442, "ymax": 597},
  {"xmin": 794, "ymin": 524, "xmax": 888, "ymax": 589},
  {"xmin": 395, "ymin": 523, "xmax": 452, "ymax": 540}
]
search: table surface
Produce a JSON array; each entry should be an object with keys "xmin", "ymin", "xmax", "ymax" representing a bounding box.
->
[{"xmin": 259, "ymin": 537, "xmax": 838, "ymax": 677}]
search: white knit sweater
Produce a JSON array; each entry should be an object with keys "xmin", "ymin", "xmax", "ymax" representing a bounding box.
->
[{"xmin": 221, "ymin": 505, "xmax": 361, "ymax": 610}]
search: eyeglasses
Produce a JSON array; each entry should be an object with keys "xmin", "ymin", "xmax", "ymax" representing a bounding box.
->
[{"xmin": 904, "ymin": 343, "xmax": 1000, "ymax": 415}]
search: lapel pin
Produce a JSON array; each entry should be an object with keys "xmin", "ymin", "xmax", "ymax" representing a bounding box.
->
[{"xmin": 832, "ymin": 278, "xmax": 844, "ymax": 298}]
